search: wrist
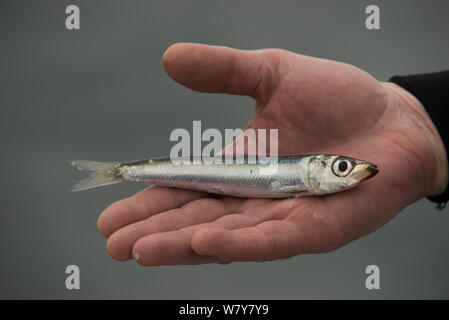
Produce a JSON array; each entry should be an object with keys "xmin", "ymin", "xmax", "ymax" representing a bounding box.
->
[{"xmin": 383, "ymin": 82, "xmax": 448, "ymax": 197}]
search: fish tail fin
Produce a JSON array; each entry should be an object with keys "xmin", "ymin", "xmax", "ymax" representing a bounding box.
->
[{"xmin": 69, "ymin": 160, "xmax": 122, "ymax": 191}]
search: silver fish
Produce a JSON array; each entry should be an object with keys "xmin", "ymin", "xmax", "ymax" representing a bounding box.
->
[
  {"xmin": 70, "ymin": 154, "xmax": 378, "ymax": 198},
  {"xmin": 70, "ymin": 155, "xmax": 378, "ymax": 198}
]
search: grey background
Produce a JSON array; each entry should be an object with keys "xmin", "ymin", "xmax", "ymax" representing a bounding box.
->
[{"xmin": 1, "ymin": 0, "xmax": 448, "ymax": 299}]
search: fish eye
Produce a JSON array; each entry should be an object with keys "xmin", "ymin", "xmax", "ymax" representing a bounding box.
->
[
  {"xmin": 332, "ymin": 158, "xmax": 354, "ymax": 177},
  {"xmin": 338, "ymin": 161, "xmax": 347, "ymax": 172}
]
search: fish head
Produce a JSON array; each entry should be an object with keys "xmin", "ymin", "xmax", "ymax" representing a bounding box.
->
[{"xmin": 308, "ymin": 155, "xmax": 378, "ymax": 193}]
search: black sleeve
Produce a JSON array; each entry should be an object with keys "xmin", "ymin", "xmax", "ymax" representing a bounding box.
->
[{"xmin": 389, "ymin": 70, "xmax": 449, "ymax": 208}]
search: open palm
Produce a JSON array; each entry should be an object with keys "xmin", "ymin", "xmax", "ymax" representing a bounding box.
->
[{"xmin": 97, "ymin": 43, "xmax": 446, "ymax": 265}]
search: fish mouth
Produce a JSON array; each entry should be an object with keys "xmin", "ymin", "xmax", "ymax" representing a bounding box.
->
[{"xmin": 361, "ymin": 164, "xmax": 378, "ymax": 181}]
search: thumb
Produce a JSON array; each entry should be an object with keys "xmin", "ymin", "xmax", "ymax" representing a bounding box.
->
[{"xmin": 162, "ymin": 43, "xmax": 278, "ymax": 99}]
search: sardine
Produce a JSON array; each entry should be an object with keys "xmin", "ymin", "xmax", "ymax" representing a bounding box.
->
[{"xmin": 70, "ymin": 155, "xmax": 378, "ymax": 198}]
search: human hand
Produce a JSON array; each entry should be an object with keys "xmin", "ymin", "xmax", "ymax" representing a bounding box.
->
[{"xmin": 97, "ymin": 43, "xmax": 447, "ymax": 265}]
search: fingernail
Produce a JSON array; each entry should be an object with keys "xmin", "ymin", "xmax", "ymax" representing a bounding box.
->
[{"xmin": 133, "ymin": 251, "xmax": 140, "ymax": 261}]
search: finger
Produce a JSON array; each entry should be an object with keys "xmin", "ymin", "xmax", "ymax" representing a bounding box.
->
[
  {"xmin": 162, "ymin": 43, "xmax": 278, "ymax": 98},
  {"xmin": 191, "ymin": 220, "xmax": 306, "ymax": 262},
  {"xmin": 131, "ymin": 215, "xmax": 255, "ymax": 266},
  {"xmin": 97, "ymin": 186, "xmax": 205, "ymax": 237},
  {"xmin": 107, "ymin": 196, "xmax": 244, "ymax": 261},
  {"xmin": 132, "ymin": 227, "xmax": 220, "ymax": 266},
  {"xmin": 131, "ymin": 199, "xmax": 296, "ymax": 266}
]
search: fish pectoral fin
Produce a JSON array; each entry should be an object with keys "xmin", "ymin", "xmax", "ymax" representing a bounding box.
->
[
  {"xmin": 274, "ymin": 185, "xmax": 305, "ymax": 193},
  {"xmin": 210, "ymin": 185, "xmax": 225, "ymax": 192},
  {"xmin": 194, "ymin": 185, "xmax": 225, "ymax": 194},
  {"xmin": 293, "ymin": 191, "xmax": 308, "ymax": 198},
  {"xmin": 309, "ymin": 179, "xmax": 320, "ymax": 193}
]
